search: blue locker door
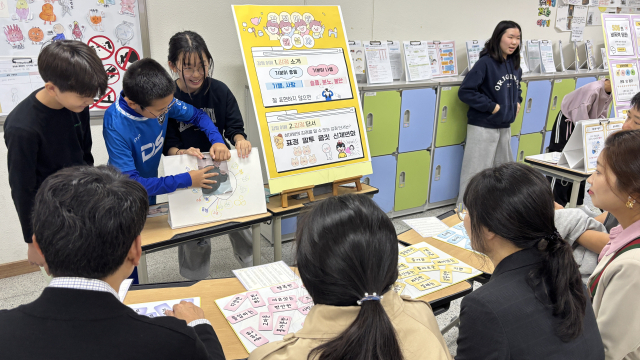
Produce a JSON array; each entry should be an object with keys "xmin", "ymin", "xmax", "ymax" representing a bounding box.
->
[
  {"xmin": 399, "ymin": 88, "xmax": 436, "ymax": 153},
  {"xmin": 363, "ymin": 155, "xmax": 397, "ymax": 213},
  {"xmin": 511, "ymin": 136, "xmax": 519, "ymax": 160},
  {"xmin": 544, "ymin": 131, "xmax": 552, "ymax": 153},
  {"xmin": 521, "ymin": 80, "xmax": 552, "ymax": 134},
  {"xmin": 282, "ymin": 217, "xmax": 297, "ymax": 235},
  {"xmin": 576, "ymin": 77, "xmax": 597, "ymax": 89},
  {"xmin": 610, "ymin": 105, "xmax": 615, "ymax": 118},
  {"xmin": 429, "ymin": 145, "xmax": 464, "ymax": 203}
]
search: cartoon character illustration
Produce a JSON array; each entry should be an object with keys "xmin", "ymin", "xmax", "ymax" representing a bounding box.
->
[
  {"xmin": 322, "ymin": 143, "xmax": 332, "ymax": 160},
  {"xmin": 51, "ymin": 23, "xmax": 65, "ymax": 41},
  {"xmin": 279, "ymin": 20, "xmax": 295, "ymax": 37},
  {"xmin": 309, "ymin": 20, "xmax": 325, "ymax": 39},
  {"xmin": 336, "ymin": 141, "xmax": 347, "ymax": 158},
  {"xmin": 39, "ymin": 3, "xmax": 56, "ymax": 25},
  {"xmin": 28, "ymin": 27, "xmax": 43, "ymax": 44},
  {"xmin": 328, "ymin": 27, "xmax": 338, "ymax": 38},
  {"xmin": 115, "ymin": 21, "xmax": 134, "ymax": 46},
  {"xmin": 322, "ymin": 88, "xmax": 333, "ymax": 101},
  {"xmin": 309, "ymin": 154, "xmax": 317, "ymax": 164},
  {"xmin": 345, "ymin": 145, "xmax": 352, "ymax": 155},
  {"xmin": 87, "ymin": 9, "xmax": 106, "ymax": 31},
  {"xmin": 294, "ymin": 19, "xmax": 309, "ymax": 36},
  {"xmin": 69, "ymin": 21, "xmax": 86, "ymax": 41},
  {"xmin": 4, "ymin": 25, "xmax": 25, "ymax": 49},
  {"xmin": 15, "ymin": 0, "xmax": 32, "ymax": 22},
  {"xmin": 291, "ymin": 157, "xmax": 299, "ymax": 167},
  {"xmin": 293, "ymin": 146, "xmax": 302, "ymax": 156},
  {"xmin": 263, "ymin": 20, "xmax": 280, "ymax": 41},
  {"xmin": 98, "ymin": 0, "xmax": 116, "ymax": 6},
  {"xmin": 274, "ymin": 133, "xmax": 284, "ymax": 149},
  {"xmin": 119, "ymin": 0, "xmax": 136, "ymax": 16},
  {"xmin": 300, "ymin": 156, "xmax": 308, "ymax": 166},
  {"xmin": 59, "ymin": 0, "xmax": 72, "ymax": 17},
  {"xmin": 302, "ymin": 145, "xmax": 311, "ymax": 155}
]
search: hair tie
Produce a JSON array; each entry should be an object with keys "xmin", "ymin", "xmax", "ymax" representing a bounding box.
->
[{"xmin": 357, "ymin": 292, "xmax": 382, "ymax": 305}]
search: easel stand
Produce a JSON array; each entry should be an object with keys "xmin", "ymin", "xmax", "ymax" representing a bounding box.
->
[
  {"xmin": 280, "ymin": 185, "xmax": 315, "ymax": 208},
  {"xmin": 278, "ymin": 176, "xmax": 364, "ymax": 208},
  {"xmin": 332, "ymin": 175, "xmax": 363, "ymax": 196}
]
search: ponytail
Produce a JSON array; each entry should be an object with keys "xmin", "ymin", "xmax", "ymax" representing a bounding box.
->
[
  {"xmin": 309, "ymin": 296, "xmax": 403, "ymax": 360},
  {"xmin": 529, "ymin": 231, "xmax": 587, "ymax": 342}
]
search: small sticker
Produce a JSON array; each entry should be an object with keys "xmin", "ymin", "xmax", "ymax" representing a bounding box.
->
[
  {"xmin": 271, "ymin": 281, "xmax": 299, "ymax": 293},
  {"xmin": 364, "ymin": 92, "xmax": 376, "ymax": 96},
  {"xmin": 392, "ymin": 282, "xmax": 406, "ymax": 294},
  {"xmin": 555, "ymin": 79, "xmax": 562, "ymax": 83},
  {"xmin": 268, "ymin": 302, "xmax": 298, "ymax": 313},
  {"xmin": 227, "ymin": 308, "xmax": 259, "ymax": 324},
  {"xmin": 406, "ymin": 257, "xmax": 432, "ymax": 263},
  {"xmin": 414, "ymin": 280, "xmax": 442, "ymax": 291},
  {"xmin": 420, "ymin": 247, "xmax": 440, "ymax": 259},
  {"xmin": 224, "ymin": 294, "xmax": 247, "ymax": 311},
  {"xmin": 414, "ymin": 264, "xmax": 439, "ymax": 272},
  {"xmin": 433, "ymin": 258, "xmax": 459, "ymax": 266},
  {"xmin": 398, "ymin": 269, "xmax": 418, "ymax": 279},
  {"xmin": 273, "ymin": 315, "xmax": 292, "ymax": 336},
  {"xmin": 442, "ymin": 87, "xmax": 451, "ymax": 91},
  {"xmin": 268, "ymin": 295, "xmax": 297, "ymax": 304},
  {"xmin": 399, "ymin": 247, "xmax": 419, "ymax": 257},
  {"xmin": 241, "ymin": 326, "xmax": 269, "ymax": 346},
  {"xmin": 440, "ymin": 270, "xmax": 453, "ymax": 284},
  {"xmin": 247, "ymin": 291, "xmax": 266, "ymax": 308},
  {"xmin": 406, "ymin": 274, "xmax": 430, "ymax": 286},
  {"xmin": 258, "ymin": 312, "xmax": 273, "ymax": 331}
]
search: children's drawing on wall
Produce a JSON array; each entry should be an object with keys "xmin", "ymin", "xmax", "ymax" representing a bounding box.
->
[
  {"xmin": 69, "ymin": 21, "xmax": 85, "ymax": 40},
  {"xmin": 0, "ymin": 0, "xmax": 8, "ymax": 19},
  {"xmin": 28, "ymin": 26, "xmax": 43, "ymax": 44},
  {"xmin": 115, "ymin": 20, "xmax": 134, "ymax": 45},
  {"xmin": 59, "ymin": 0, "xmax": 72, "ymax": 17},
  {"xmin": 4, "ymin": 24, "xmax": 24, "ymax": 49},
  {"xmin": 119, "ymin": 0, "xmax": 136, "ymax": 17},
  {"xmin": 12, "ymin": 0, "xmax": 33, "ymax": 23},
  {"xmin": 51, "ymin": 23, "xmax": 65, "ymax": 40},
  {"xmin": 97, "ymin": 0, "xmax": 116, "ymax": 7},
  {"xmin": 39, "ymin": 3, "xmax": 56, "ymax": 25},
  {"xmin": 87, "ymin": 9, "xmax": 105, "ymax": 31}
]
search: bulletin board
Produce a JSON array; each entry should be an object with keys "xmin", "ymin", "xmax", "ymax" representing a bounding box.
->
[
  {"xmin": 232, "ymin": 5, "xmax": 372, "ymax": 194},
  {"xmin": 0, "ymin": 0, "xmax": 150, "ymax": 119}
]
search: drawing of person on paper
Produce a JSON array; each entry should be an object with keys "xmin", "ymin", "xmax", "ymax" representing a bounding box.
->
[
  {"xmin": 279, "ymin": 20, "xmax": 295, "ymax": 38},
  {"xmin": 322, "ymin": 143, "xmax": 332, "ymax": 160},
  {"xmin": 294, "ymin": 20, "xmax": 309, "ymax": 36},
  {"xmin": 322, "ymin": 88, "xmax": 333, "ymax": 101},
  {"xmin": 264, "ymin": 20, "xmax": 280, "ymax": 41},
  {"xmin": 274, "ymin": 133, "xmax": 284, "ymax": 149},
  {"xmin": 336, "ymin": 141, "xmax": 347, "ymax": 158},
  {"xmin": 310, "ymin": 20, "xmax": 325, "ymax": 39}
]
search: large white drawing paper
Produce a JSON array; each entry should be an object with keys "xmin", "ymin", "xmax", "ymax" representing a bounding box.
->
[
  {"xmin": 0, "ymin": 57, "xmax": 43, "ymax": 115},
  {"xmin": 128, "ymin": 297, "xmax": 201, "ymax": 318},
  {"xmin": 162, "ymin": 149, "xmax": 267, "ymax": 229},
  {"xmin": 363, "ymin": 41, "xmax": 393, "ymax": 84},
  {"xmin": 403, "ymin": 41, "xmax": 432, "ymax": 81}
]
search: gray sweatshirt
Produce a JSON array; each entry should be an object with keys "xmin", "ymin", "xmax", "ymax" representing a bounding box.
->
[{"xmin": 555, "ymin": 208, "xmax": 607, "ymax": 284}]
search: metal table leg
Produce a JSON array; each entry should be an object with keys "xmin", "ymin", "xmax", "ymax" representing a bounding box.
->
[
  {"xmin": 568, "ymin": 179, "xmax": 581, "ymax": 208},
  {"xmin": 272, "ymin": 216, "xmax": 282, "ymax": 262},
  {"xmin": 441, "ymin": 316, "xmax": 460, "ymax": 334},
  {"xmin": 138, "ymin": 251, "xmax": 149, "ymax": 284},
  {"xmin": 252, "ymin": 223, "xmax": 261, "ymax": 266}
]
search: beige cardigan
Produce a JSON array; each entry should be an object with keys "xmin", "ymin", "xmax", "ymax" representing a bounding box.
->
[
  {"xmin": 248, "ymin": 290, "xmax": 452, "ymax": 360},
  {"xmin": 589, "ymin": 248, "xmax": 640, "ymax": 360}
]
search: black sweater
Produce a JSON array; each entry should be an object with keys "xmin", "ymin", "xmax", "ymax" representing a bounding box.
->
[
  {"xmin": 164, "ymin": 78, "xmax": 247, "ymax": 154},
  {"xmin": 3, "ymin": 89, "xmax": 93, "ymax": 243}
]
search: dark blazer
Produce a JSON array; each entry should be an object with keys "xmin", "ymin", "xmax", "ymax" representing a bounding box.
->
[
  {"xmin": 0, "ymin": 288, "xmax": 225, "ymax": 360},
  {"xmin": 455, "ymin": 248, "xmax": 604, "ymax": 360}
]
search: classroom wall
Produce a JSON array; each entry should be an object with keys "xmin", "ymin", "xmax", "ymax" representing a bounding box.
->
[{"xmin": 0, "ymin": 0, "xmax": 606, "ymax": 265}]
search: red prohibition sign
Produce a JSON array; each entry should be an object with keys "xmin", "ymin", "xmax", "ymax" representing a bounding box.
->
[
  {"xmin": 91, "ymin": 86, "xmax": 116, "ymax": 110},
  {"xmin": 104, "ymin": 64, "xmax": 120, "ymax": 85},
  {"xmin": 87, "ymin": 35, "xmax": 115, "ymax": 60},
  {"xmin": 115, "ymin": 46, "xmax": 140, "ymax": 71}
]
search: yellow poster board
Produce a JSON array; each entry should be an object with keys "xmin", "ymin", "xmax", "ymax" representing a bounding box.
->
[{"xmin": 232, "ymin": 5, "xmax": 372, "ymax": 193}]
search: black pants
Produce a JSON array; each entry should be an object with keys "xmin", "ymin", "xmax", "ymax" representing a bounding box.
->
[{"xmin": 547, "ymin": 111, "xmax": 585, "ymax": 206}]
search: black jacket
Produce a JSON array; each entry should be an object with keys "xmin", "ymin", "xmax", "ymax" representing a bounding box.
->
[
  {"xmin": 0, "ymin": 288, "xmax": 225, "ymax": 360},
  {"xmin": 458, "ymin": 54, "xmax": 523, "ymax": 129},
  {"xmin": 455, "ymin": 248, "xmax": 604, "ymax": 360}
]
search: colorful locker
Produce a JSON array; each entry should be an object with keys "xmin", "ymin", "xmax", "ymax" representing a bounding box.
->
[
  {"xmin": 511, "ymin": 136, "xmax": 519, "ymax": 161},
  {"xmin": 281, "ymin": 217, "xmax": 297, "ymax": 237},
  {"xmin": 521, "ymin": 80, "xmax": 552, "ymax": 134},
  {"xmin": 435, "ymin": 86, "xmax": 469, "ymax": 147},
  {"xmin": 546, "ymin": 78, "xmax": 576, "ymax": 131},
  {"xmin": 399, "ymin": 88, "xmax": 437, "ymax": 152},
  {"xmin": 516, "ymin": 133, "xmax": 544, "ymax": 163},
  {"xmin": 429, "ymin": 144, "xmax": 464, "ymax": 204},
  {"xmin": 511, "ymin": 81, "xmax": 528, "ymax": 136},
  {"xmin": 362, "ymin": 91, "xmax": 401, "ymax": 156},
  {"xmin": 576, "ymin": 76, "xmax": 597, "ymax": 89},
  {"xmin": 395, "ymin": 150, "xmax": 431, "ymax": 211},
  {"xmin": 363, "ymin": 155, "xmax": 397, "ymax": 213},
  {"xmin": 544, "ymin": 131, "xmax": 552, "ymax": 153}
]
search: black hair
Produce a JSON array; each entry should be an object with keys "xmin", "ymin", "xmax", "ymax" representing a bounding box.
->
[
  {"xmin": 463, "ymin": 163, "xmax": 586, "ymax": 342},
  {"xmin": 336, "ymin": 141, "xmax": 345, "ymax": 150},
  {"xmin": 122, "ymin": 58, "xmax": 175, "ymax": 108},
  {"xmin": 630, "ymin": 91, "xmax": 640, "ymax": 111},
  {"xmin": 480, "ymin": 20, "xmax": 522, "ymax": 70},
  {"xmin": 32, "ymin": 165, "xmax": 149, "ymax": 278},
  {"xmin": 295, "ymin": 194, "xmax": 404, "ymax": 360},
  {"xmin": 38, "ymin": 40, "xmax": 108, "ymax": 98},
  {"xmin": 167, "ymin": 31, "xmax": 214, "ymax": 94}
]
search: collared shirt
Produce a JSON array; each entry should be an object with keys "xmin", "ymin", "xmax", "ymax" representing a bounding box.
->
[{"xmin": 48, "ymin": 277, "xmax": 210, "ymax": 328}]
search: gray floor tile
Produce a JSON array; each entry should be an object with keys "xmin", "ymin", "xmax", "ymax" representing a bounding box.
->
[
  {"xmin": 0, "ymin": 291, "xmax": 42, "ymax": 310},
  {"xmin": 0, "ymin": 271, "xmax": 48, "ymax": 300}
]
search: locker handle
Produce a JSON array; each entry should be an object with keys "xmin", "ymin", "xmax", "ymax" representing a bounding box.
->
[
  {"xmin": 526, "ymin": 98, "xmax": 533, "ymax": 113},
  {"xmin": 434, "ymin": 165, "xmax": 441, "ymax": 181},
  {"xmin": 363, "ymin": 177, "xmax": 370, "ymax": 185},
  {"xmin": 398, "ymin": 171, "xmax": 406, "ymax": 188},
  {"xmin": 366, "ymin": 113, "xmax": 373, "ymax": 131},
  {"xmin": 403, "ymin": 110, "xmax": 411, "ymax": 128},
  {"xmin": 441, "ymin": 106, "xmax": 448, "ymax": 123},
  {"xmin": 519, "ymin": 150, "xmax": 524, "ymax": 162},
  {"xmin": 552, "ymin": 96, "xmax": 558, "ymax": 110}
]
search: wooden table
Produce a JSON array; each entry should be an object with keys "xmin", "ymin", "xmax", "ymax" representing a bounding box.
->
[
  {"xmin": 125, "ymin": 273, "xmax": 471, "ymax": 359},
  {"xmin": 524, "ymin": 156, "xmax": 591, "ymax": 208},
  {"xmin": 398, "ymin": 211, "xmax": 494, "ymax": 281},
  {"xmin": 138, "ymin": 211, "xmax": 272, "ymax": 284},
  {"xmin": 266, "ymin": 184, "xmax": 379, "ymax": 262}
]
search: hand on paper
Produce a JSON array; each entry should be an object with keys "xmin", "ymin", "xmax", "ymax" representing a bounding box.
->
[
  {"xmin": 517, "ymin": 102, "xmax": 521, "ymax": 115},
  {"xmin": 165, "ymin": 300, "xmax": 206, "ymax": 324},
  {"xmin": 27, "ymin": 242, "xmax": 47, "ymax": 272},
  {"xmin": 234, "ymin": 135, "xmax": 252, "ymax": 159},
  {"xmin": 492, "ymin": 104, "xmax": 500, "ymax": 114},
  {"xmin": 189, "ymin": 166, "xmax": 218, "ymax": 189},
  {"xmin": 209, "ymin": 143, "xmax": 231, "ymax": 161},
  {"xmin": 182, "ymin": 147, "xmax": 204, "ymax": 159}
]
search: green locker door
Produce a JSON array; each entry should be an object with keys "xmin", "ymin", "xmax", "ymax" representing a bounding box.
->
[
  {"xmin": 395, "ymin": 150, "xmax": 431, "ymax": 211},
  {"xmin": 362, "ymin": 91, "xmax": 401, "ymax": 157},
  {"xmin": 511, "ymin": 81, "xmax": 528, "ymax": 136},
  {"xmin": 516, "ymin": 133, "xmax": 543, "ymax": 163},
  {"xmin": 435, "ymin": 86, "xmax": 469, "ymax": 147},
  {"xmin": 546, "ymin": 78, "xmax": 576, "ymax": 131}
]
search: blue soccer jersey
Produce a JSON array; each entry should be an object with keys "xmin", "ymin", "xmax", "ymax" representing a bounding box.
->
[{"xmin": 103, "ymin": 92, "xmax": 224, "ymax": 200}]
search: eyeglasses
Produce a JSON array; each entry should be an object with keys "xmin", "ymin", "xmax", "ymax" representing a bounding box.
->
[
  {"xmin": 457, "ymin": 203, "xmax": 468, "ymax": 221},
  {"xmin": 144, "ymin": 98, "xmax": 176, "ymax": 119},
  {"xmin": 179, "ymin": 63, "xmax": 209, "ymax": 76}
]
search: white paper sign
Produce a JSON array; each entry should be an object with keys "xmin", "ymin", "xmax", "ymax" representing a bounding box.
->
[
  {"xmin": 585, "ymin": 40, "xmax": 597, "ymax": 70},
  {"xmin": 604, "ymin": 16, "xmax": 635, "ymax": 57},
  {"xmin": 610, "ymin": 59, "xmax": 640, "ymax": 103},
  {"xmin": 348, "ymin": 40, "xmax": 365, "ymax": 75},
  {"xmin": 364, "ymin": 42, "xmax": 393, "ymax": 84},
  {"xmin": 387, "ymin": 40, "xmax": 403, "ymax": 80},
  {"xmin": 402, "ymin": 41, "xmax": 432, "ymax": 81},
  {"xmin": 466, "ymin": 40, "xmax": 485, "ymax": 70},
  {"xmin": 527, "ymin": 40, "xmax": 542, "ymax": 72},
  {"xmin": 540, "ymin": 40, "xmax": 556, "ymax": 73},
  {"xmin": 402, "ymin": 217, "xmax": 450, "ymax": 238}
]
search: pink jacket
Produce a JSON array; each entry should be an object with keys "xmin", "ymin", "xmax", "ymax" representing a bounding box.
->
[{"xmin": 560, "ymin": 79, "xmax": 612, "ymax": 124}]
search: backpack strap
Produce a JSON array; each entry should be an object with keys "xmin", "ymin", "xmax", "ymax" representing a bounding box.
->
[{"xmin": 589, "ymin": 237, "xmax": 640, "ymax": 298}]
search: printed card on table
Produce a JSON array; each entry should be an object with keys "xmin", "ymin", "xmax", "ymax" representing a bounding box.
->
[
  {"xmin": 432, "ymin": 222, "xmax": 482, "ymax": 254},
  {"xmin": 127, "ymin": 298, "xmax": 200, "ymax": 319}
]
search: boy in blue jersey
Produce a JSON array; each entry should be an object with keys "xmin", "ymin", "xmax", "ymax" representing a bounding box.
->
[{"xmin": 103, "ymin": 58, "xmax": 230, "ymax": 205}]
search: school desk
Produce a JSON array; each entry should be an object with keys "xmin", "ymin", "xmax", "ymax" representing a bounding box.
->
[
  {"xmin": 524, "ymin": 156, "xmax": 592, "ymax": 208},
  {"xmin": 266, "ymin": 184, "xmax": 379, "ymax": 262},
  {"xmin": 125, "ymin": 273, "xmax": 472, "ymax": 359},
  {"xmin": 138, "ymin": 210, "xmax": 272, "ymax": 284}
]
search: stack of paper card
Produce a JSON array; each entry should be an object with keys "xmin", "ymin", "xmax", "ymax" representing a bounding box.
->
[
  {"xmin": 432, "ymin": 222, "xmax": 481, "ymax": 254},
  {"xmin": 402, "ymin": 217, "xmax": 450, "ymax": 238},
  {"xmin": 215, "ymin": 280, "xmax": 311, "ymax": 353},
  {"xmin": 394, "ymin": 242, "xmax": 481, "ymax": 299},
  {"xmin": 127, "ymin": 297, "xmax": 201, "ymax": 318}
]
